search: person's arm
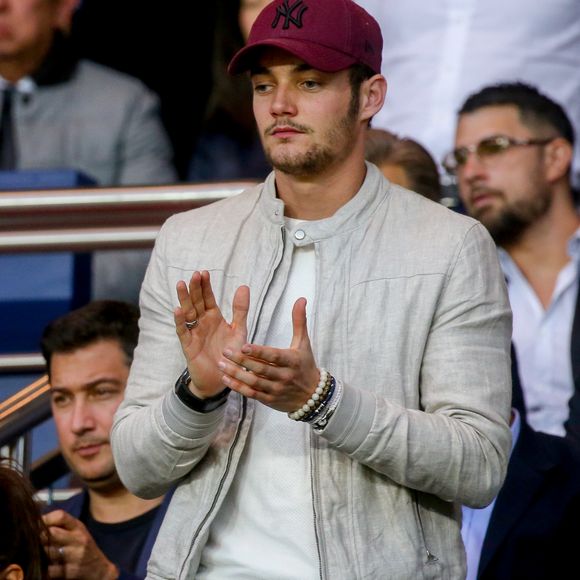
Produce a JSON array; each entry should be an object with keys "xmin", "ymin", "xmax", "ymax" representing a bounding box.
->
[
  {"xmin": 111, "ymin": 224, "xmax": 249, "ymax": 499},
  {"xmin": 322, "ymin": 224, "xmax": 511, "ymax": 507},
  {"xmin": 220, "ymin": 223, "xmax": 512, "ymax": 507}
]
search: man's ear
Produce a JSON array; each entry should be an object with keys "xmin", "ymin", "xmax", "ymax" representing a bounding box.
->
[
  {"xmin": 0, "ymin": 564, "xmax": 24, "ymax": 580},
  {"xmin": 360, "ymin": 74, "xmax": 387, "ymax": 124},
  {"xmin": 544, "ymin": 137, "xmax": 573, "ymax": 183},
  {"xmin": 54, "ymin": 0, "xmax": 80, "ymax": 33}
]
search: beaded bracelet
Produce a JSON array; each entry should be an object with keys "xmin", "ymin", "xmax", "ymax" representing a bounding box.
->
[
  {"xmin": 288, "ymin": 369, "xmax": 333, "ymax": 421},
  {"xmin": 312, "ymin": 379, "xmax": 343, "ymax": 432},
  {"xmin": 302, "ymin": 377, "xmax": 336, "ymax": 423}
]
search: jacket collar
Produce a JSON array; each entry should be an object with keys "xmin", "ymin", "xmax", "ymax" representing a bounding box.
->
[{"xmin": 257, "ymin": 162, "xmax": 392, "ymax": 244}]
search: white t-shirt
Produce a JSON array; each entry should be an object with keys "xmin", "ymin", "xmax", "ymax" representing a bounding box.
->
[{"xmin": 197, "ymin": 220, "xmax": 319, "ymax": 579}]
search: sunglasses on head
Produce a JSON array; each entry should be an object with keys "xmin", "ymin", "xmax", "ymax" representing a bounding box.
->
[{"xmin": 442, "ymin": 135, "xmax": 554, "ymax": 175}]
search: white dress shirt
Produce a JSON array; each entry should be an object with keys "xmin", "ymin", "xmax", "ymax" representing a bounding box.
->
[
  {"xmin": 461, "ymin": 410, "xmax": 521, "ymax": 580},
  {"xmin": 356, "ymin": 0, "xmax": 580, "ymax": 186},
  {"xmin": 499, "ymin": 229, "xmax": 580, "ymax": 436}
]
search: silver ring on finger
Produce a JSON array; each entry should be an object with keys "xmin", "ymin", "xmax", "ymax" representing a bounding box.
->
[
  {"xmin": 58, "ymin": 546, "xmax": 65, "ymax": 560},
  {"xmin": 185, "ymin": 319, "xmax": 199, "ymax": 330}
]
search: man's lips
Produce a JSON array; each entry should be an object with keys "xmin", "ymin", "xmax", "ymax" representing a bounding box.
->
[
  {"xmin": 270, "ymin": 126, "xmax": 304, "ymax": 138},
  {"xmin": 468, "ymin": 189, "xmax": 501, "ymax": 210},
  {"xmin": 74, "ymin": 442, "xmax": 106, "ymax": 457}
]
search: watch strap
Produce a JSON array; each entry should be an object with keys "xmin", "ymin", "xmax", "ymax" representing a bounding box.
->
[{"xmin": 174, "ymin": 368, "xmax": 230, "ymax": 413}]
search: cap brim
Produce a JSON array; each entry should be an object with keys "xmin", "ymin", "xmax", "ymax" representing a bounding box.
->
[{"xmin": 228, "ymin": 38, "xmax": 357, "ymax": 75}]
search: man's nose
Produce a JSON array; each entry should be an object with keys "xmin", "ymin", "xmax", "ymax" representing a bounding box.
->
[
  {"xmin": 70, "ymin": 399, "xmax": 96, "ymax": 434},
  {"xmin": 270, "ymin": 85, "xmax": 297, "ymax": 117}
]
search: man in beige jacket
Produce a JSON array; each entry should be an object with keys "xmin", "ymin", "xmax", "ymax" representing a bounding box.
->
[{"xmin": 111, "ymin": 1, "xmax": 513, "ymax": 578}]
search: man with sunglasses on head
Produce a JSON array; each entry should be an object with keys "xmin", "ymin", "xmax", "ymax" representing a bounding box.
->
[{"xmin": 445, "ymin": 82, "xmax": 580, "ymax": 443}]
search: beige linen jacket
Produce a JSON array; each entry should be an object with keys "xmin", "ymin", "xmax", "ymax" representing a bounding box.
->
[{"xmin": 112, "ymin": 163, "xmax": 512, "ymax": 579}]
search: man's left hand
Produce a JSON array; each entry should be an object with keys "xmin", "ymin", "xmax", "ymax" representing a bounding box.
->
[{"xmin": 219, "ymin": 297, "xmax": 320, "ymax": 412}]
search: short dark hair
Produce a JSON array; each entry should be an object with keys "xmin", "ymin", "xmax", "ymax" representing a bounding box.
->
[
  {"xmin": 365, "ymin": 128, "xmax": 441, "ymax": 202},
  {"xmin": 41, "ymin": 300, "xmax": 140, "ymax": 377},
  {"xmin": 459, "ymin": 82, "xmax": 575, "ymax": 146},
  {"xmin": 0, "ymin": 460, "xmax": 50, "ymax": 579}
]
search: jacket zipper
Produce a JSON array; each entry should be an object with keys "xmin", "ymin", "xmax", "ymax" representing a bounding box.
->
[
  {"xmin": 178, "ymin": 391, "xmax": 248, "ymax": 578},
  {"xmin": 310, "ymin": 433, "xmax": 325, "ymax": 580},
  {"xmin": 179, "ymin": 222, "xmax": 286, "ymax": 578},
  {"xmin": 413, "ymin": 490, "xmax": 438, "ymax": 564},
  {"xmin": 310, "ymin": 240, "xmax": 325, "ymax": 580}
]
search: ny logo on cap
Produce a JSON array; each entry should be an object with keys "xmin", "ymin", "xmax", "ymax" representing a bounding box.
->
[{"xmin": 272, "ymin": 0, "xmax": 308, "ymax": 30}]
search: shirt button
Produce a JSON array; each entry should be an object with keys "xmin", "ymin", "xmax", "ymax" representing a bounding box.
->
[{"xmin": 294, "ymin": 229, "xmax": 306, "ymax": 240}]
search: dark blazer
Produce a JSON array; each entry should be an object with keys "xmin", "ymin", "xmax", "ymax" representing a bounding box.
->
[
  {"xmin": 46, "ymin": 488, "xmax": 173, "ymax": 580},
  {"xmin": 477, "ymin": 420, "xmax": 580, "ymax": 579}
]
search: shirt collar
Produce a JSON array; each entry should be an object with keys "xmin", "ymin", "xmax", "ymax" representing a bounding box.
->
[
  {"xmin": 499, "ymin": 223, "xmax": 580, "ymax": 281},
  {"xmin": 0, "ymin": 76, "xmax": 36, "ymax": 95}
]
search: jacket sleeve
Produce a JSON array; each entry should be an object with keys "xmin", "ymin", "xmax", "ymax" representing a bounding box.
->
[
  {"xmin": 110, "ymin": 220, "xmax": 225, "ymax": 499},
  {"xmin": 318, "ymin": 223, "xmax": 513, "ymax": 508},
  {"xmin": 116, "ymin": 84, "xmax": 177, "ymax": 186}
]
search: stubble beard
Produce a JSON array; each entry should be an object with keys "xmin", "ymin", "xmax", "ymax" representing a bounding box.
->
[
  {"xmin": 264, "ymin": 100, "xmax": 360, "ymax": 178},
  {"xmin": 474, "ymin": 187, "xmax": 552, "ymax": 247}
]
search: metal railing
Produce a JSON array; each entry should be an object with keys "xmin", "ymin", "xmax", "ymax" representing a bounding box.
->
[
  {"xmin": 0, "ymin": 180, "xmax": 256, "ymax": 483},
  {"xmin": 0, "ymin": 180, "xmax": 255, "ymax": 370},
  {"xmin": 0, "ymin": 375, "xmax": 51, "ymax": 476},
  {"xmin": 0, "ymin": 181, "xmax": 256, "ymax": 252}
]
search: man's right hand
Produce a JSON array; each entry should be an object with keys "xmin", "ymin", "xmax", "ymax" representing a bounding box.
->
[{"xmin": 174, "ymin": 270, "xmax": 250, "ymax": 398}]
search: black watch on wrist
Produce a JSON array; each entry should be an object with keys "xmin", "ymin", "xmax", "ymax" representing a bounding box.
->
[{"xmin": 174, "ymin": 369, "xmax": 230, "ymax": 413}]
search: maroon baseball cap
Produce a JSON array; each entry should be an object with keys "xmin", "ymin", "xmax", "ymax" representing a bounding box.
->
[{"xmin": 228, "ymin": 0, "xmax": 383, "ymax": 75}]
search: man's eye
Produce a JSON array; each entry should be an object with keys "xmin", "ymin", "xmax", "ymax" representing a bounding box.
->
[
  {"xmin": 478, "ymin": 139, "xmax": 507, "ymax": 156},
  {"xmin": 253, "ymin": 83, "xmax": 271, "ymax": 94},
  {"xmin": 302, "ymin": 80, "xmax": 320, "ymax": 90},
  {"xmin": 93, "ymin": 389, "xmax": 115, "ymax": 399},
  {"xmin": 52, "ymin": 394, "xmax": 69, "ymax": 406}
]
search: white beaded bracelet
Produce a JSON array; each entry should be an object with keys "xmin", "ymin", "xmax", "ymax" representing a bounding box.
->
[{"xmin": 288, "ymin": 369, "xmax": 331, "ymax": 421}]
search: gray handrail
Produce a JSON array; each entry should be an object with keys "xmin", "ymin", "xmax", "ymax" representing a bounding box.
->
[
  {"xmin": 0, "ymin": 180, "xmax": 257, "ymax": 252},
  {"xmin": 0, "ymin": 354, "xmax": 46, "ymax": 373}
]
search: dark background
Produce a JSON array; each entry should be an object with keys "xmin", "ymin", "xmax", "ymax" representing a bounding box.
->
[{"xmin": 70, "ymin": 0, "xmax": 217, "ymax": 179}]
